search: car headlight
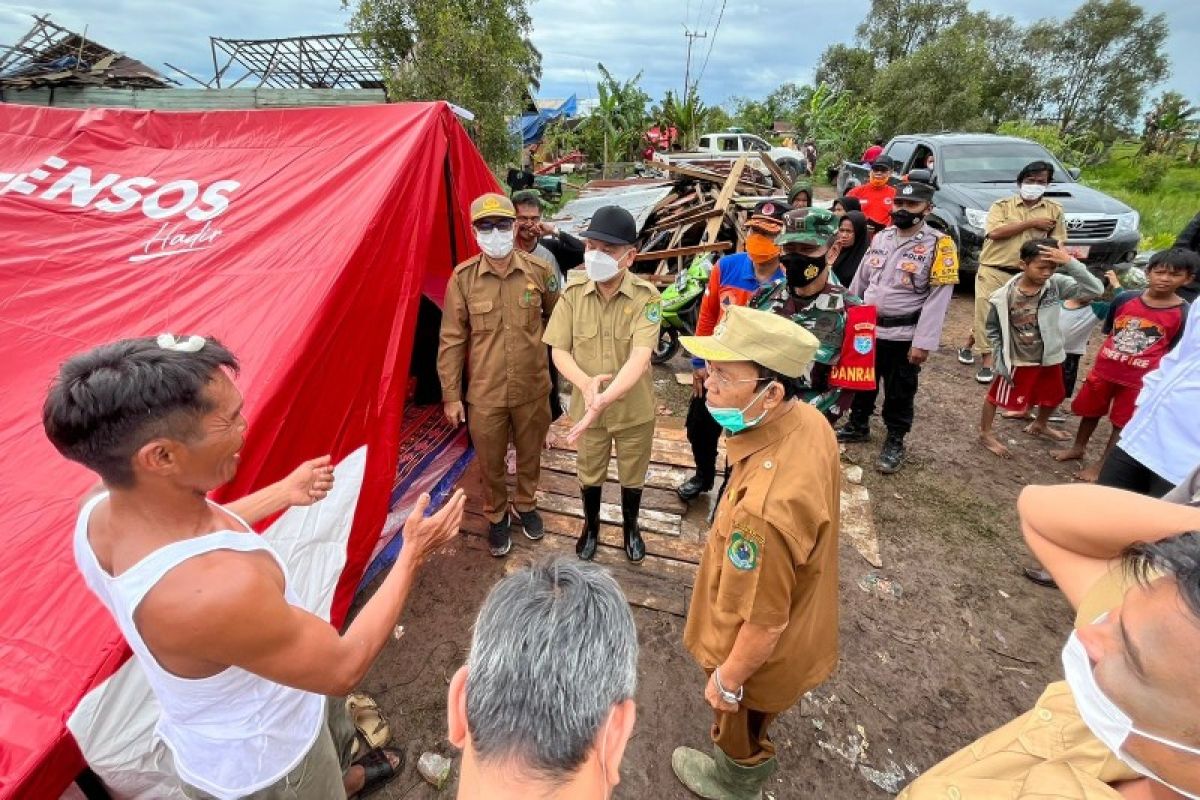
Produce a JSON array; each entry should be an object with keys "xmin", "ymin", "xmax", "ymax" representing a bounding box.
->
[
  {"xmin": 1115, "ymin": 211, "xmax": 1140, "ymax": 235},
  {"xmin": 964, "ymin": 207, "xmax": 988, "ymax": 231}
]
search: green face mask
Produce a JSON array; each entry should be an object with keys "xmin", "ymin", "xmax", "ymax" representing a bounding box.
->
[{"xmin": 706, "ymin": 382, "xmax": 773, "ymax": 434}]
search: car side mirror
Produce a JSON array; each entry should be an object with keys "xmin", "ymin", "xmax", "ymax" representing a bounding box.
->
[{"xmin": 1068, "ymin": 166, "xmax": 1081, "ymax": 180}]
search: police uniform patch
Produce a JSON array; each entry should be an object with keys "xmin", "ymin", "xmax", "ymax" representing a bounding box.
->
[
  {"xmin": 931, "ymin": 237, "xmax": 960, "ymax": 286},
  {"xmin": 547, "ymin": 274, "xmax": 560, "ymax": 292},
  {"xmin": 727, "ymin": 530, "xmax": 760, "ymax": 571},
  {"xmin": 912, "ymin": 245, "xmax": 928, "ymax": 256},
  {"xmin": 854, "ymin": 334, "xmax": 874, "ymax": 355},
  {"xmin": 646, "ymin": 302, "xmax": 662, "ymax": 323}
]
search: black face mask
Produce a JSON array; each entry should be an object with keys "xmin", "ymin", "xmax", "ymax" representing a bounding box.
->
[
  {"xmin": 782, "ymin": 252, "xmax": 827, "ymax": 289},
  {"xmin": 891, "ymin": 209, "xmax": 925, "ymax": 230}
]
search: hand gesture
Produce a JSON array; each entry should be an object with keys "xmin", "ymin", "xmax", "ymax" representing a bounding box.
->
[
  {"xmin": 692, "ymin": 367, "xmax": 709, "ymax": 399},
  {"xmin": 908, "ymin": 347, "xmax": 929, "ymax": 365},
  {"xmin": 1104, "ymin": 269, "xmax": 1121, "ymax": 290},
  {"xmin": 705, "ymin": 671, "xmax": 739, "ymax": 714},
  {"xmin": 281, "ymin": 456, "xmax": 335, "ymax": 507},
  {"xmin": 1029, "ymin": 217, "xmax": 1057, "ymax": 233},
  {"xmin": 583, "ymin": 374, "xmax": 612, "ymax": 409},
  {"xmin": 537, "ymin": 222, "xmax": 558, "ymax": 237},
  {"xmin": 444, "ymin": 401, "xmax": 466, "ymax": 426},
  {"xmin": 565, "ymin": 406, "xmax": 602, "ymax": 446},
  {"xmin": 400, "ymin": 490, "xmax": 466, "ymax": 564},
  {"xmin": 1038, "ymin": 243, "xmax": 1073, "ymax": 266}
]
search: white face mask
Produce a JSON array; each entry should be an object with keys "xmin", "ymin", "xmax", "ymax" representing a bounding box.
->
[
  {"xmin": 585, "ymin": 249, "xmax": 623, "ymax": 283},
  {"xmin": 1019, "ymin": 182, "xmax": 1047, "ymax": 201},
  {"xmin": 1062, "ymin": 620, "xmax": 1200, "ymax": 799},
  {"xmin": 476, "ymin": 228, "xmax": 514, "ymax": 259}
]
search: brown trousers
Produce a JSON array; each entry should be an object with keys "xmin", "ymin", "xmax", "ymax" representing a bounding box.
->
[
  {"xmin": 468, "ymin": 397, "xmax": 551, "ymax": 523},
  {"xmin": 711, "ymin": 706, "xmax": 780, "ymax": 766},
  {"xmin": 973, "ymin": 265, "xmax": 1014, "ymax": 356}
]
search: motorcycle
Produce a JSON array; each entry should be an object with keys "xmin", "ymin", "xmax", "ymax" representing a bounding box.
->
[{"xmin": 652, "ymin": 254, "xmax": 713, "ymax": 365}]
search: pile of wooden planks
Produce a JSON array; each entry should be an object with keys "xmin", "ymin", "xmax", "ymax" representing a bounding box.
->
[
  {"xmin": 457, "ymin": 419, "xmax": 723, "ymax": 617},
  {"xmin": 628, "ymin": 154, "xmax": 791, "ymax": 282}
]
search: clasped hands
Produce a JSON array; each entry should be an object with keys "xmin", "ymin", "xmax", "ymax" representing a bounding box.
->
[{"xmin": 565, "ymin": 373, "xmax": 613, "ymax": 445}]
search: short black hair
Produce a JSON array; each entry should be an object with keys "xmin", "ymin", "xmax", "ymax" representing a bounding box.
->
[
  {"xmin": 1124, "ymin": 531, "xmax": 1200, "ymax": 619},
  {"xmin": 43, "ymin": 337, "xmax": 238, "ymax": 488},
  {"xmin": 1019, "ymin": 237, "xmax": 1060, "ymax": 262},
  {"xmin": 755, "ymin": 364, "xmax": 805, "ymax": 400},
  {"xmin": 1018, "ymin": 160, "xmax": 1055, "ymax": 184},
  {"xmin": 511, "ymin": 189, "xmax": 544, "ymax": 213},
  {"xmin": 1147, "ymin": 247, "xmax": 1200, "ymax": 277},
  {"xmin": 873, "ymin": 137, "xmax": 883, "ymax": 145}
]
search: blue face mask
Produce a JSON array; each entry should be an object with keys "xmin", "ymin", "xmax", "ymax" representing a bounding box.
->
[{"xmin": 706, "ymin": 382, "xmax": 773, "ymax": 434}]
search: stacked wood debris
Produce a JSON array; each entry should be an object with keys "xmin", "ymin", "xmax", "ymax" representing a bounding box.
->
[{"xmin": 559, "ymin": 154, "xmax": 794, "ymax": 284}]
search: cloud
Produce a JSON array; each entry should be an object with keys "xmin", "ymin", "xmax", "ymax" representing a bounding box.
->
[{"xmin": 0, "ymin": 0, "xmax": 1194, "ymax": 104}]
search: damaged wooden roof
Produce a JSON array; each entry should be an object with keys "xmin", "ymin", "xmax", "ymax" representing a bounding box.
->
[{"xmin": 0, "ymin": 14, "xmax": 173, "ymax": 89}]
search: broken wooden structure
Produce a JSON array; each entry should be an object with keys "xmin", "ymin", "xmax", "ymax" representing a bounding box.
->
[
  {"xmin": 0, "ymin": 15, "xmax": 175, "ymax": 91},
  {"xmin": 552, "ymin": 152, "xmax": 796, "ymax": 286}
]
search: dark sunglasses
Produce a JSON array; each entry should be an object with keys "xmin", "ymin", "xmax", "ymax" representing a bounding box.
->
[{"xmin": 474, "ymin": 219, "xmax": 514, "ymax": 233}]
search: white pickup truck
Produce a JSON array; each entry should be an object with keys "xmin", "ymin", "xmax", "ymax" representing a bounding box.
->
[{"xmin": 652, "ymin": 132, "xmax": 808, "ymax": 184}]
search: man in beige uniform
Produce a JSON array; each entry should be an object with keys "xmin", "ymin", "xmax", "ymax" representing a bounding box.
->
[
  {"xmin": 439, "ymin": 193, "xmax": 559, "ymax": 557},
  {"xmin": 672, "ymin": 305, "xmax": 840, "ymax": 799},
  {"xmin": 542, "ymin": 205, "xmax": 660, "ymax": 563},
  {"xmin": 900, "ymin": 475, "xmax": 1200, "ymax": 800},
  {"xmin": 966, "ymin": 160, "xmax": 1067, "ymax": 383}
]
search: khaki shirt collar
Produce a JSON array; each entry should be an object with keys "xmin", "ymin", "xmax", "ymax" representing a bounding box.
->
[
  {"xmin": 1005, "ymin": 194, "xmax": 1050, "ymax": 213},
  {"xmin": 582, "ymin": 267, "xmax": 638, "ymax": 298},
  {"xmin": 477, "ymin": 250, "xmax": 537, "ymax": 278},
  {"xmin": 726, "ymin": 401, "xmax": 804, "ymax": 464}
]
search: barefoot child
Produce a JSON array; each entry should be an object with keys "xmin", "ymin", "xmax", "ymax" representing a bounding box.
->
[
  {"xmin": 979, "ymin": 238, "xmax": 1103, "ymax": 457},
  {"xmin": 1058, "ymin": 269, "xmax": 1119, "ymax": 398},
  {"xmin": 1053, "ymin": 248, "xmax": 1196, "ymax": 479}
]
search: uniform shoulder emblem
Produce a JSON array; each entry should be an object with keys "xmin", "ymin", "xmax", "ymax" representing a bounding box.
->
[
  {"xmin": 727, "ymin": 527, "xmax": 764, "ymax": 571},
  {"xmin": 930, "ymin": 235, "xmax": 960, "ymax": 286},
  {"xmin": 645, "ymin": 300, "xmax": 662, "ymax": 323},
  {"xmin": 564, "ymin": 270, "xmax": 590, "ymax": 289},
  {"xmin": 547, "ymin": 273, "xmax": 560, "ymax": 292}
]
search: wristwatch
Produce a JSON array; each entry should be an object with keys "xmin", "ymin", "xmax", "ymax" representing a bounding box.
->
[{"xmin": 713, "ymin": 667, "xmax": 744, "ymax": 704}]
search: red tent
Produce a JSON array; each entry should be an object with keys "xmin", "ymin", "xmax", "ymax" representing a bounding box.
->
[{"xmin": 0, "ymin": 101, "xmax": 496, "ymax": 798}]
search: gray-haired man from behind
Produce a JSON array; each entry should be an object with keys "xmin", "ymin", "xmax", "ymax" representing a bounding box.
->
[{"xmin": 448, "ymin": 558, "xmax": 638, "ymax": 799}]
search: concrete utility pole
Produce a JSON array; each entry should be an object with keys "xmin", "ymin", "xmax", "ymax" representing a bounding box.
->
[{"xmin": 683, "ymin": 28, "xmax": 707, "ymax": 97}]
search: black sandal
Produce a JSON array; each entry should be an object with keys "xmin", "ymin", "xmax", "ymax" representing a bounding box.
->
[{"xmin": 353, "ymin": 746, "xmax": 405, "ymax": 798}]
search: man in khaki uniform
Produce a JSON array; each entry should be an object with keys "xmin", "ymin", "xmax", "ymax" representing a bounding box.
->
[
  {"xmin": 900, "ymin": 476, "xmax": 1200, "ymax": 800},
  {"xmin": 542, "ymin": 205, "xmax": 660, "ymax": 563},
  {"xmin": 438, "ymin": 192, "xmax": 559, "ymax": 557},
  {"xmin": 965, "ymin": 160, "xmax": 1067, "ymax": 383},
  {"xmin": 672, "ymin": 305, "xmax": 841, "ymax": 799}
]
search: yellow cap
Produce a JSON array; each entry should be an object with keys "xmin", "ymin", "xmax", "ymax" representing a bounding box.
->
[
  {"xmin": 470, "ymin": 192, "xmax": 516, "ymax": 222},
  {"xmin": 680, "ymin": 305, "xmax": 818, "ymax": 378}
]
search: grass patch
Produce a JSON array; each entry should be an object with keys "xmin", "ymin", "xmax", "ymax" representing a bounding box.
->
[{"xmin": 1081, "ymin": 142, "xmax": 1199, "ymax": 250}]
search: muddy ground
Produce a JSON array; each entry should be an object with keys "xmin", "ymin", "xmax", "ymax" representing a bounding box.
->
[{"xmin": 355, "ymin": 289, "xmax": 1113, "ymax": 799}]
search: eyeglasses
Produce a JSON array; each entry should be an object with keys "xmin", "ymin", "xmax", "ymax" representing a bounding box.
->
[
  {"xmin": 474, "ymin": 219, "xmax": 514, "ymax": 233},
  {"xmin": 705, "ymin": 363, "xmax": 771, "ymax": 388}
]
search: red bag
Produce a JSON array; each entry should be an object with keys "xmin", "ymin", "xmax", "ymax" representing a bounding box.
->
[{"xmin": 829, "ymin": 304, "xmax": 877, "ymax": 390}]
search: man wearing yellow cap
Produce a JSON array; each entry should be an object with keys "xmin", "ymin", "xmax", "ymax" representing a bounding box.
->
[
  {"xmin": 672, "ymin": 305, "xmax": 842, "ymax": 798},
  {"xmin": 438, "ymin": 192, "xmax": 559, "ymax": 557}
]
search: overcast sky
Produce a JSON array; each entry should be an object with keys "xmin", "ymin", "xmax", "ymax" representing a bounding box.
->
[{"xmin": 1, "ymin": 0, "xmax": 1196, "ymax": 109}]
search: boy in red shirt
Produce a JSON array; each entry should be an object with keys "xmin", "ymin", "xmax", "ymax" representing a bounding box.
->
[
  {"xmin": 1053, "ymin": 248, "xmax": 1197, "ymax": 480},
  {"xmin": 847, "ymin": 156, "xmax": 897, "ymax": 232}
]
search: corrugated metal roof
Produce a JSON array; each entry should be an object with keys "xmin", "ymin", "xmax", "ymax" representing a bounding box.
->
[{"xmin": 550, "ymin": 182, "xmax": 674, "ymax": 238}]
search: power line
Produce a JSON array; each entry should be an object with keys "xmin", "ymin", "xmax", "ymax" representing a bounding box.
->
[
  {"xmin": 693, "ymin": 0, "xmax": 727, "ymax": 93},
  {"xmin": 683, "ymin": 27, "xmax": 707, "ymax": 98}
]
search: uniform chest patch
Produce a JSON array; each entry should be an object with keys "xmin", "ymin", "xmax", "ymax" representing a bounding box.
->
[{"xmin": 727, "ymin": 530, "xmax": 761, "ymax": 571}]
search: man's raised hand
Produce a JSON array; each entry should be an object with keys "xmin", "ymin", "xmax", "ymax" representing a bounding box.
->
[
  {"xmin": 281, "ymin": 456, "xmax": 335, "ymax": 507},
  {"xmin": 400, "ymin": 489, "xmax": 467, "ymax": 564}
]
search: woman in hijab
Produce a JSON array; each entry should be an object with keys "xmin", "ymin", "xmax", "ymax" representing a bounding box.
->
[
  {"xmin": 827, "ymin": 210, "xmax": 870, "ymax": 286},
  {"xmin": 830, "ymin": 196, "xmax": 862, "ymax": 217}
]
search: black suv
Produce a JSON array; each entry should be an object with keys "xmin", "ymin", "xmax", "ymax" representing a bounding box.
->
[{"xmin": 838, "ymin": 133, "xmax": 1141, "ymax": 274}]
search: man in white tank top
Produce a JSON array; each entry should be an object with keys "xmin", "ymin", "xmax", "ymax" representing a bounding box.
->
[{"xmin": 45, "ymin": 334, "xmax": 465, "ymax": 799}]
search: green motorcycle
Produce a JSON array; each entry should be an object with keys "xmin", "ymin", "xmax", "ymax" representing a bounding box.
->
[{"xmin": 652, "ymin": 255, "xmax": 713, "ymax": 365}]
